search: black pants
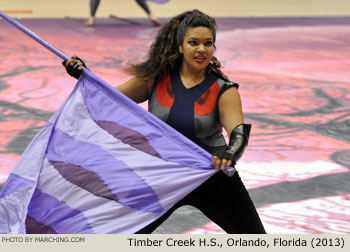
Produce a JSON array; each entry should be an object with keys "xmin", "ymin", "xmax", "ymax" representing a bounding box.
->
[{"xmin": 136, "ymin": 171, "xmax": 266, "ymax": 234}]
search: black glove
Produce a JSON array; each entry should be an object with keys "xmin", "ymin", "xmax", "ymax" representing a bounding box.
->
[
  {"xmin": 62, "ymin": 56, "xmax": 86, "ymax": 79},
  {"xmin": 214, "ymin": 124, "xmax": 251, "ymax": 177}
]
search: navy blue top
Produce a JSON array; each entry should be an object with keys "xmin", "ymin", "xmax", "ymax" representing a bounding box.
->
[{"xmin": 167, "ymin": 70, "xmax": 218, "ymax": 141}]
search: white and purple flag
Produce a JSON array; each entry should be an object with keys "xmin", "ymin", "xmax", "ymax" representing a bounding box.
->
[{"xmin": 0, "ymin": 70, "xmax": 216, "ymax": 234}]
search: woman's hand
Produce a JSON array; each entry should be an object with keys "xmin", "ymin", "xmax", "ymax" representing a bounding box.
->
[
  {"xmin": 212, "ymin": 149, "xmax": 236, "ymax": 177},
  {"xmin": 212, "ymin": 155, "xmax": 233, "ymax": 170},
  {"xmin": 212, "ymin": 124, "xmax": 251, "ymax": 177},
  {"xmin": 212, "ymin": 154, "xmax": 236, "ymax": 177},
  {"xmin": 62, "ymin": 55, "xmax": 86, "ymax": 79}
]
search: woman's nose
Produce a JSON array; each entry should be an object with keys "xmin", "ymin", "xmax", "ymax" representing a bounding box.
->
[{"xmin": 197, "ymin": 43, "xmax": 206, "ymax": 52}]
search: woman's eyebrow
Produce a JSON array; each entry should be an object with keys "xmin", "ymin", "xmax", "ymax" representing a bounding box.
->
[{"xmin": 188, "ymin": 37, "xmax": 213, "ymax": 40}]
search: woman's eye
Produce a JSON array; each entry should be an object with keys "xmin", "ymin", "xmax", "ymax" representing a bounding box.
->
[
  {"xmin": 188, "ymin": 41, "xmax": 197, "ymax": 45},
  {"xmin": 205, "ymin": 41, "xmax": 213, "ymax": 46}
]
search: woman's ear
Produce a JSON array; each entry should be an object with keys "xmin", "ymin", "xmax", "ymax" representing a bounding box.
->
[{"xmin": 178, "ymin": 44, "xmax": 183, "ymax": 54}]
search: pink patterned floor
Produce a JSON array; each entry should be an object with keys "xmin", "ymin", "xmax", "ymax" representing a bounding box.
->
[{"xmin": 0, "ymin": 16, "xmax": 349, "ymax": 234}]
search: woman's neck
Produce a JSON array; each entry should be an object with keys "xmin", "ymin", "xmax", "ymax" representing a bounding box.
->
[{"xmin": 179, "ymin": 66, "xmax": 206, "ymax": 89}]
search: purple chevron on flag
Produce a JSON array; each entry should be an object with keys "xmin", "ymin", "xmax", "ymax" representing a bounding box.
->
[{"xmin": 0, "ymin": 70, "xmax": 216, "ymax": 234}]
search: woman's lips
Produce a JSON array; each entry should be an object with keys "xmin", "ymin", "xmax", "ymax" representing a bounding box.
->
[{"xmin": 194, "ymin": 56, "xmax": 206, "ymax": 63}]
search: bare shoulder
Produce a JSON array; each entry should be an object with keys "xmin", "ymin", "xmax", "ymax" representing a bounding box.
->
[
  {"xmin": 116, "ymin": 77, "xmax": 153, "ymax": 103},
  {"xmin": 219, "ymin": 86, "xmax": 242, "ymax": 106}
]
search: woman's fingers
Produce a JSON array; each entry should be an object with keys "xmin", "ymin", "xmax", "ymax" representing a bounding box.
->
[
  {"xmin": 77, "ymin": 61, "xmax": 83, "ymax": 70},
  {"xmin": 220, "ymin": 159, "xmax": 228, "ymax": 170},
  {"xmin": 65, "ymin": 59, "xmax": 73, "ymax": 67},
  {"xmin": 72, "ymin": 61, "xmax": 83, "ymax": 70},
  {"xmin": 65, "ymin": 58, "xmax": 83, "ymax": 70},
  {"xmin": 212, "ymin": 156, "xmax": 232, "ymax": 170},
  {"xmin": 212, "ymin": 156, "xmax": 219, "ymax": 169}
]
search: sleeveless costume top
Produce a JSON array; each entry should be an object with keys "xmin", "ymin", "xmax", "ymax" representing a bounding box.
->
[{"xmin": 149, "ymin": 69, "xmax": 239, "ymax": 154}]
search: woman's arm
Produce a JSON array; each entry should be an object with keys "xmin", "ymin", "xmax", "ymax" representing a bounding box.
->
[
  {"xmin": 218, "ymin": 87, "xmax": 244, "ymax": 136},
  {"xmin": 63, "ymin": 56, "xmax": 152, "ymax": 104},
  {"xmin": 115, "ymin": 77, "xmax": 153, "ymax": 104},
  {"xmin": 213, "ymin": 87, "xmax": 245, "ymax": 170}
]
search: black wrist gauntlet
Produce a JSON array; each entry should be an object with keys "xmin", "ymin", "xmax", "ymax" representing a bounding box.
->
[
  {"xmin": 216, "ymin": 124, "xmax": 251, "ymax": 177},
  {"xmin": 62, "ymin": 56, "xmax": 87, "ymax": 80}
]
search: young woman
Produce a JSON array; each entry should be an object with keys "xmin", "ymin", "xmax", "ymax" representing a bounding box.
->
[{"xmin": 64, "ymin": 9, "xmax": 266, "ymax": 234}]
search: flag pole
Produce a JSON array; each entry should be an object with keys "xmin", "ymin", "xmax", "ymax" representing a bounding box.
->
[{"xmin": 0, "ymin": 10, "xmax": 69, "ymax": 61}]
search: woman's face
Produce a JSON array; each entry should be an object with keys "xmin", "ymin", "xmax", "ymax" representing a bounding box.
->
[{"xmin": 179, "ymin": 26, "xmax": 214, "ymax": 74}]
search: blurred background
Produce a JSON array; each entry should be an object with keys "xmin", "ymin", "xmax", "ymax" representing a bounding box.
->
[
  {"xmin": 1, "ymin": 0, "xmax": 349, "ymax": 234},
  {"xmin": 2, "ymin": 0, "xmax": 350, "ymax": 18}
]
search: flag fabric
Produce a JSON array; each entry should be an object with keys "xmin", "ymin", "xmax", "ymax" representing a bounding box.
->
[{"xmin": 0, "ymin": 70, "xmax": 216, "ymax": 234}]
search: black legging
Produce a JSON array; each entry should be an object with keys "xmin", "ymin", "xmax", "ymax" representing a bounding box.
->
[
  {"xmin": 90, "ymin": 0, "xmax": 151, "ymax": 16},
  {"xmin": 136, "ymin": 171, "xmax": 266, "ymax": 234},
  {"xmin": 135, "ymin": 0, "xmax": 151, "ymax": 14}
]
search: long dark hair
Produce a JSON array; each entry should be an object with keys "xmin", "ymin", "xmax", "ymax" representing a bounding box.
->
[{"xmin": 126, "ymin": 9, "xmax": 229, "ymax": 82}]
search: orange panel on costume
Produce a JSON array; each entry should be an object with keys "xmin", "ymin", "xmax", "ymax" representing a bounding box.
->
[
  {"xmin": 156, "ymin": 73, "xmax": 174, "ymax": 108},
  {"xmin": 194, "ymin": 81, "xmax": 219, "ymax": 116}
]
